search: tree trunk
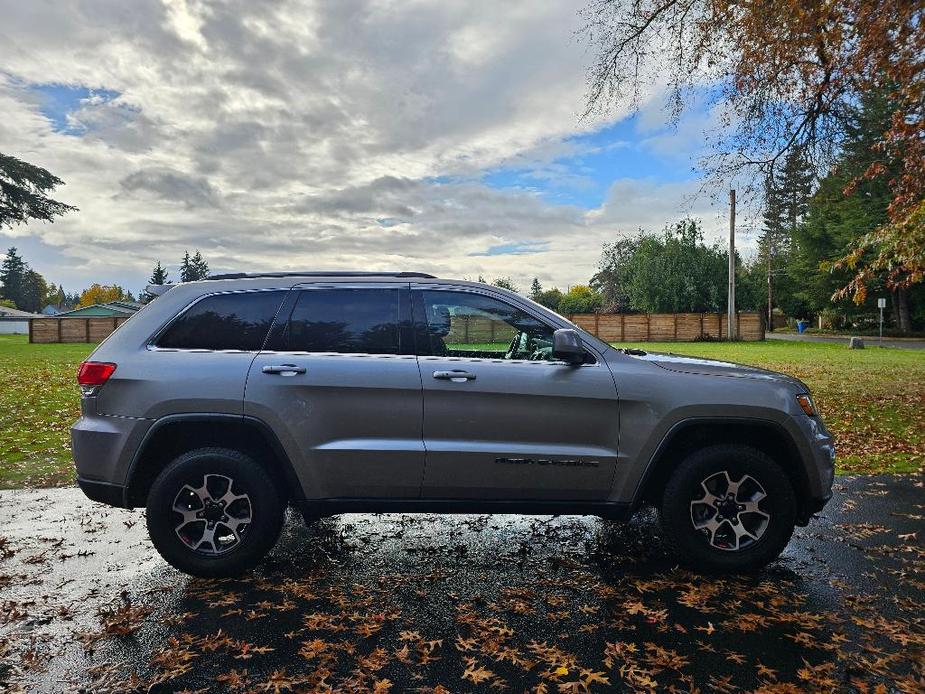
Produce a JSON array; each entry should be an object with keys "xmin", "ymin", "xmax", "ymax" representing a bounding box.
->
[{"xmin": 896, "ymin": 286, "xmax": 912, "ymax": 334}]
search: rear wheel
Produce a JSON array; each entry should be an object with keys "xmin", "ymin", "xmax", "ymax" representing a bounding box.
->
[
  {"xmin": 146, "ymin": 447, "xmax": 284, "ymax": 577},
  {"xmin": 660, "ymin": 444, "xmax": 796, "ymax": 572}
]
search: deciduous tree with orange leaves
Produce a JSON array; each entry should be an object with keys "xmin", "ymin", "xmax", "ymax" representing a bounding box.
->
[{"xmin": 581, "ymin": 0, "xmax": 923, "ymax": 302}]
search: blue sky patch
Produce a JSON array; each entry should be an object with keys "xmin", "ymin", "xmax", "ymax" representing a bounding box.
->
[
  {"xmin": 470, "ymin": 240, "xmax": 550, "ymax": 256},
  {"xmin": 480, "ymin": 101, "xmax": 712, "ymax": 210},
  {"xmin": 29, "ymin": 83, "xmax": 120, "ymax": 134}
]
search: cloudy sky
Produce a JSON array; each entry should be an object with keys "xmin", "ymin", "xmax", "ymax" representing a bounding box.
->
[{"xmin": 0, "ymin": 0, "xmax": 741, "ymax": 296}]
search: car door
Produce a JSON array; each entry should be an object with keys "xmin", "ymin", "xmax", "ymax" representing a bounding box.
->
[
  {"xmin": 244, "ymin": 283, "xmax": 424, "ymax": 499},
  {"xmin": 413, "ymin": 286, "xmax": 620, "ymax": 501}
]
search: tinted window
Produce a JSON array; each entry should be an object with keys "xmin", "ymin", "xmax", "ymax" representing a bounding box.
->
[
  {"xmin": 281, "ymin": 288, "xmax": 401, "ymax": 354},
  {"xmin": 157, "ymin": 291, "xmax": 286, "ymax": 350}
]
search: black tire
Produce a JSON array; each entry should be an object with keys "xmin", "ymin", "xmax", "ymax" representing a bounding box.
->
[
  {"xmin": 660, "ymin": 444, "xmax": 796, "ymax": 572},
  {"xmin": 146, "ymin": 447, "xmax": 285, "ymax": 577}
]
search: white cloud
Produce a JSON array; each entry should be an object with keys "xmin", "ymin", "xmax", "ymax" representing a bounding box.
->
[{"xmin": 0, "ymin": 0, "xmax": 723, "ymax": 294}]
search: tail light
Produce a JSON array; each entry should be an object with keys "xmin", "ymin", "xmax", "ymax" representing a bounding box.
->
[
  {"xmin": 77, "ymin": 361, "xmax": 117, "ymax": 395},
  {"xmin": 796, "ymin": 393, "xmax": 817, "ymax": 416}
]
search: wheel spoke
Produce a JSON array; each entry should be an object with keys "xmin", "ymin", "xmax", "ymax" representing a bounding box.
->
[
  {"xmin": 174, "ymin": 508, "xmax": 201, "ymax": 527},
  {"xmin": 194, "ymin": 524, "xmax": 218, "ymax": 552},
  {"xmin": 696, "ymin": 481, "xmax": 720, "ymax": 507},
  {"xmin": 730, "ymin": 519, "xmax": 759, "ymax": 550},
  {"xmin": 741, "ymin": 500, "xmax": 769, "ymax": 517},
  {"xmin": 723, "ymin": 471, "xmax": 739, "ymax": 496},
  {"xmin": 225, "ymin": 513, "xmax": 251, "ymax": 532}
]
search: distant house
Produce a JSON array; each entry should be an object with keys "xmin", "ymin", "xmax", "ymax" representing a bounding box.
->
[
  {"xmin": 0, "ymin": 306, "xmax": 43, "ymax": 334},
  {"xmin": 41, "ymin": 304, "xmax": 60, "ymax": 315},
  {"xmin": 54, "ymin": 300, "xmax": 144, "ymax": 318}
]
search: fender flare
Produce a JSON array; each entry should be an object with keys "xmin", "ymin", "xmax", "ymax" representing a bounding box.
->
[
  {"xmin": 629, "ymin": 415, "xmax": 807, "ymax": 509},
  {"xmin": 123, "ymin": 412, "xmax": 303, "ymax": 507}
]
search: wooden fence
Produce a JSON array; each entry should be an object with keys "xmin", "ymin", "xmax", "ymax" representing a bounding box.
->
[
  {"xmin": 567, "ymin": 311, "xmax": 764, "ymax": 342},
  {"xmin": 29, "ymin": 312, "xmax": 763, "ymax": 345},
  {"xmin": 29, "ymin": 317, "xmax": 130, "ymax": 344}
]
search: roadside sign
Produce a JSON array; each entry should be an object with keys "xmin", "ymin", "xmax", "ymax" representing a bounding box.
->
[{"xmin": 877, "ymin": 298, "xmax": 886, "ymax": 346}]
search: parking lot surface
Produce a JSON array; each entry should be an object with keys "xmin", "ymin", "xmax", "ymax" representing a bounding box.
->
[{"xmin": 1, "ymin": 476, "xmax": 922, "ymax": 692}]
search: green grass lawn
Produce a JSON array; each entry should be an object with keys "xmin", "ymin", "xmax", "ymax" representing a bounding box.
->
[
  {"xmin": 0, "ymin": 334, "xmax": 922, "ymax": 489},
  {"xmin": 0, "ymin": 335, "xmax": 96, "ymax": 487}
]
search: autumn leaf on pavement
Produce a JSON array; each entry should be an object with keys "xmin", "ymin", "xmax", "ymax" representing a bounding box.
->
[{"xmin": 462, "ymin": 656, "xmax": 495, "ymax": 684}]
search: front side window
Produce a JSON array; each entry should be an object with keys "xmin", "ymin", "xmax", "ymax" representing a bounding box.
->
[
  {"xmin": 277, "ymin": 288, "xmax": 402, "ymax": 354},
  {"xmin": 156, "ymin": 290, "xmax": 286, "ymax": 351},
  {"xmin": 418, "ymin": 290, "xmax": 557, "ymax": 361}
]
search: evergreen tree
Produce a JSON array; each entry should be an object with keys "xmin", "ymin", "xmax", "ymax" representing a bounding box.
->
[
  {"xmin": 149, "ymin": 261, "xmax": 169, "ymax": 285},
  {"xmin": 530, "ymin": 278, "xmax": 543, "ymax": 300},
  {"xmin": 760, "ymin": 148, "xmax": 814, "ymax": 326},
  {"xmin": 20, "ymin": 269, "xmax": 47, "ymax": 313},
  {"xmin": 190, "ymin": 250, "xmax": 209, "ymax": 280},
  {"xmin": 0, "ymin": 153, "xmax": 77, "ymax": 228},
  {"xmin": 180, "ymin": 250, "xmax": 209, "ymax": 282},
  {"xmin": 491, "ymin": 277, "xmax": 518, "ymax": 293},
  {"xmin": 179, "ymin": 251, "xmax": 193, "ymax": 282},
  {"xmin": 0, "ymin": 247, "xmax": 28, "ymax": 309}
]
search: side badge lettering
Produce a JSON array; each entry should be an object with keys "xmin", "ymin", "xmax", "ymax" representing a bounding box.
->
[{"xmin": 495, "ymin": 457, "xmax": 600, "ymax": 468}]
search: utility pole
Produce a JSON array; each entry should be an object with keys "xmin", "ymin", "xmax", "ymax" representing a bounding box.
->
[
  {"xmin": 767, "ymin": 237, "xmax": 773, "ymax": 331},
  {"xmin": 728, "ymin": 189, "xmax": 736, "ymax": 341}
]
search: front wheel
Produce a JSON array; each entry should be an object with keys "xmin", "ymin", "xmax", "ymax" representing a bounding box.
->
[
  {"xmin": 660, "ymin": 444, "xmax": 797, "ymax": 572},
  {"xmin": 146, "ymin": 447, "xmax": 285, "ymax": 577}
]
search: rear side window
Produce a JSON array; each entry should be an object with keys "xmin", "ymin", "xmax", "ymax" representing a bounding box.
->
[
  {"xmin": 278, "ymin": 288, "xmax": 401, "ymax": 354},
  {"xmin": 156, "ymin": 291, "xmax": 286, "ymax": 350}
]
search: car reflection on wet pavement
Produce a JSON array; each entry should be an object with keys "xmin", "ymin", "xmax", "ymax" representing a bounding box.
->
[{"xmin": 0, "ymin": 476, "xmax": 922, "ymax": 692}]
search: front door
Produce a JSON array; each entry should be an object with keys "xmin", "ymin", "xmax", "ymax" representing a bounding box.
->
[
  {"xmin": 245, "ymin": 284, "xmax": 424, "ymax": 499},
  {"xmin": 414, "ymin": 287, "xmax": 620, "ymax": 500}
]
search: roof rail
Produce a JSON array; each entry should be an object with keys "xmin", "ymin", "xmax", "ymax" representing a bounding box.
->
[{"xmin": 205, "ymin": 271, "xmax": 437, "ymax": 280}]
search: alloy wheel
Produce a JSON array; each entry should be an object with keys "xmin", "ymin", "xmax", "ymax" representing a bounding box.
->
[
  {"xmin": 689, "ymin": 470, "xmax": 771, "ymax": 551},
  {"xmin": 172, "ymin": 474, "xmax": 252, "ymax": 555}
]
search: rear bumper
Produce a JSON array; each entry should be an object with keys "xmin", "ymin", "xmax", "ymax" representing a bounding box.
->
[
  {"xmin": 71, "ymin": 411, "xmax": 153, "ymax": 505},
  {"xmin": 77, "ymin": 476, "xmax": 128, "ymax": 507}
]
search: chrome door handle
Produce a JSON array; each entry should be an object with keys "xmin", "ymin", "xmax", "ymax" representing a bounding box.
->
[
  {"xmin": 433, "ymin": 369, "xmax": 476, "ymax": 382},
  {"xmin": 262, "ymin": 364, "xmax": 306, "ymax": 375}
]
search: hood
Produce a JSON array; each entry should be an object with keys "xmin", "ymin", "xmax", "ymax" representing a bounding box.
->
[{"xmin": 623, "ymin": 349, "xmax": 807, "ymax": 391}]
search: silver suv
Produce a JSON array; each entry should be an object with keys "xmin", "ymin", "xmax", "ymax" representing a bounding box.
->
[{"xmin": 71, "ymin": 272, "xmax": 835, "ymax": 576}]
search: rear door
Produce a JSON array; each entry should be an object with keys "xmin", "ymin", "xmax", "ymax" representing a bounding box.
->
[
  {"xmin": 244, "ymin": 284, "xmax": 424, "ymax": 499},
  {"xmin": 414, "ymin": 286, "xmax": 620, "ymax": 501}
]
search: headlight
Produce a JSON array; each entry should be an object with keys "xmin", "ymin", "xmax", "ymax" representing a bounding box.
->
[{"xmin": 796, "ymin": 393, "xmax": 816, "ymax": 416}]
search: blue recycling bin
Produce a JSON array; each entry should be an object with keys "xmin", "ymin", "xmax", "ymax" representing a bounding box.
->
[{"xmin": 796, "ymin": 320, "xmax": 809, "ymax": 333}]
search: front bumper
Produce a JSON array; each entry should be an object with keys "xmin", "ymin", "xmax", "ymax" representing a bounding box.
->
[{"xmin": 795, "ymin": 415, "xmax": 836, "ymax": 524}]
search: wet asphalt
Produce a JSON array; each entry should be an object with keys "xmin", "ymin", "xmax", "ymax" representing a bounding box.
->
[{"xmin": 0, "ymin": 476, "xmax": 922, "ymax": 693}]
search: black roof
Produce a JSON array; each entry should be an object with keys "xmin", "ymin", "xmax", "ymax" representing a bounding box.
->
[{"xmin": 206, "ymin": 271, "xmax": 436, "ymax": 281}]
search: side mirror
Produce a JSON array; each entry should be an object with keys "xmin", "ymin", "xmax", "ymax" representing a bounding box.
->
[{"xmin": 553, "ymin": 328, "xmax": 585, "ymax": 364}]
